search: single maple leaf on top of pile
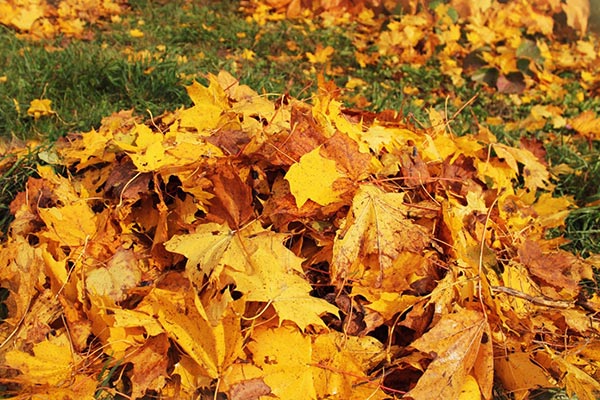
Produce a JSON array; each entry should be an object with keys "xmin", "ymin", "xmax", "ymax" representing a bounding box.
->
[{"xmin": 1, "ymin": 70, "xmax": 600, "ymax": 399}]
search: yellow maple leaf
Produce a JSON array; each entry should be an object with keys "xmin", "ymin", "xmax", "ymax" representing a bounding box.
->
[
  {"xmin": 27, "ymin": 98, "xmax": 54, "ymax": 119},
  {"xmin": 129, "ymin": 28, "xmax": 144, "ymax": 38},
  {"xmin": 138, "ymin": 277, "xmax": 244, "ymax": 379},
  {"xmin": 248, "ymin": 326, "xmax": 316, "ymax": 399},
  {"xmin": 227, "ymin": 234, "xmax": 339, "ymax": 329},
  {"xmin": 5, "ymin": 332, "xmax": 81, "ymax": 386},
  {"xmin": 245, "ymin": 326, "xmax": 387, "ymax": 400},
  {"xmin": 116, "ymin": 123, "xmax": 217, "ymax": 172},
  {"xmin": 38, "ymin": 201, "xmax": 97, "ymax": 248},
  {"xmin": 490, "ymin": 143, "xmax": 551, "ymax": 191},
  {"xmin": 57, "ymin": 128, "xmax": 114, "ymax": 170},
  {"xmin": 285, "ymin": 146, "xmax": 346, "ymax": 207},
  {"xmin": 165, "ymin": 221, "xmax": 339, "ymax": 330},
  {"xmin": 3, "ymin": 2, "xmax": 46, "ymax": 31},
  {"xmin": 306, "ymin": 44, "xmax": 335, "ymax": 64},
  {"xmin": 570, "ymin": 110, "xmax": 600, "ymax": 140},
  {"xmin": 179, "ymin": 74, "xmax": 230, "ymax": 133},
  {"xmin": 312, "ymin": 332, "xmax": 387, "ymax": 399},
  {"xmin": 164, "ymin": 221, "xmax": 235, "ymax": 284},
  {"xmin": 332, "ymin": 184, "xmax": 430, "ymax": 286}
]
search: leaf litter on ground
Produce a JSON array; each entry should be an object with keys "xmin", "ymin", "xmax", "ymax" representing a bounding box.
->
[
  {"xmin": 1, "ymin": 68, "xmax": 600, "ymax": 399},
  {"xmin": 1, "ymin": 0, "xmax": 600, "ymax": 399}
]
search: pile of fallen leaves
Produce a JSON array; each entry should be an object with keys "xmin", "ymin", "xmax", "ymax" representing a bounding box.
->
[
  {"xmin": 244, "ymin": 0, "xmax": 600, "ymax": 102},
  {"xmin": 0, "ymin": 0, "xmax": 127, "ymax": 40},
  {"xmin": 1, "ymin": 70, "xmax": 600, "ymax": 399}
]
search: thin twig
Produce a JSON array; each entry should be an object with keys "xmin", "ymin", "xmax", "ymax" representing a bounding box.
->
[{"xmin": 491, "ymin": 286, "xmax": 573, "ymax": 309}]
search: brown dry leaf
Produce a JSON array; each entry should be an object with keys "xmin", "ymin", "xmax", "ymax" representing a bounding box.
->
[
  {"xmin": 228, "ymin": 377, "xmax": 272, "ymax": 400},
  {"xmin": 320, "ymin": 131, "xmax": 373, "ymax": 181},
  {"xmin": 207, "ymin": 160, "xmax": 254, "ymax": 227},
  {"xmin": 128, "ymin": 333, "xmax": 170, "ymax": 399},
  {"xmin": 260, "ymin": 103, "xmax": 329, "ymax": 166},
  {"xmin": 405, "ymin": 309, "xmax": 492, "ymax": 400},
  {"xmin": 519, "ymin": 239, "xmax": 593, "ymax": 298}
]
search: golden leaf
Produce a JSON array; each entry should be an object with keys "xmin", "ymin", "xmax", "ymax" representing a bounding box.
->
[
  {"xmin": 495, "ymin": 351, "xmax": 551, "ymax": 394},
  {"xmin": 5, "ymin": 332, "xmax": 80, "ymax": 386},
  {"xmin": 138, "ymin": 276, "xmax": 243, "ymax": 379},
  {"xmin": 551, "ymin": 351, "xmax": 600, "ymax": 400},
  {"xmin": 306, "ymin": 44, "xmax": 335, "ymax": 64},
  {"xmin": 332, "ymin": 184, "xmax": 430, "ymax": 286},
  {"xmin": 248, "ymin": 326, "xmax": 317, "ymax": 399},
  {"xmin": 570, "ymin": 110, "xmax": 600, "ymax": 140},
  {"xmin": 312, "ymin": 332, "xmax": 387, "ymax": 399},
  {"xmin": 226, "ymin": 231, "xmax": 339, "ymax": 330},
  {"xmin": 38, "ymin": 201, "xmax": 97, "ymax": 248},
  {"xmin": 491, "ymin": 143, "xmax": 551, "ymax": 191},
  {"xmin": 458, "ymin": 375, "xmax": 481, "ymax": 400},
  {"xmin": 27, "ymin": 98, "xmax": 54, "ymax": 119},
  {"xmin": 285, "ymin": 145, "xmax": 346, "ymax": 207},
  {"xmin": 179, "ymin": 74, "xmax": 230, "ymax": 133},
  {"xmin": 406, "ymin": 309, "xmax": 491, "ymax": 400},
  {"xmin": 166, "ymin": 221, "xmax": 338, "ymax": 330}
]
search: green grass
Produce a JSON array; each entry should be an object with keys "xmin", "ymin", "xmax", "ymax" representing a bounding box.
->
[
  {"xmin": 0, "ymin": 26, "xmax": 189, "ymax": 142},
  {"xmin": 0, "ymin": 0, "xmax": 599, "ymax": 258}
]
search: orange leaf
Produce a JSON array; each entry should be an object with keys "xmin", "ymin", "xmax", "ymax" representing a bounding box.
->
[
  {"xmin": 332, "ymin": 184, "xmax": 430, "ymax": 286},
  {"xmin": 406, "ymin": 309, "xmax": 492, "ymax": 400},
  {"xmin": 495, "ymin": 351, "xmax": 551, "ymax": 393},
  {"xmin": 570, "ymin": 110, "xmax": 600, "ymax": 140},
  {"xmin": 306, "ymin": 44, "xmax": 335, "ymax": 64},
  {"xmin": 128, "ymin": 333, "xmax": 171, "ymax": 399}
]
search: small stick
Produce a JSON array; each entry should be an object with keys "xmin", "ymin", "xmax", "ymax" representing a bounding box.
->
[{"xmin": 491, "ymin": 286, "xmax": 573, "ymax": 309}]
